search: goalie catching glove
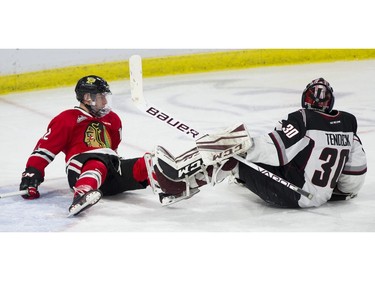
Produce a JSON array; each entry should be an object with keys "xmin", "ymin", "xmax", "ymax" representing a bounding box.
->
[
  {"xmin": 196, "ymin": 123, "xmax": 253, "ymax": 166},
  {"xmin": 20, "ymin": 167, "xmax": 44, "ymax": 199}
]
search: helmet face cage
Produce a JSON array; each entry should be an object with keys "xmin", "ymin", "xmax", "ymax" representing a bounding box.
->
[
  {"xmin": 301, "ymin": 78, "xmax": 334, "ymax": 113},
  {"xmin": 75, "ymin": 75, "xmax": 112, "ymax": 117},
  {"xmin": 90, "ymin": 92, "xmax": 112, "ymax": 117}
]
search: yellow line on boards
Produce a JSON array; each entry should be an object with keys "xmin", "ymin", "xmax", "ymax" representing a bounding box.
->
[{"xmin": 1, "ymin": 49, "xmax": 375, "ymax": 95}]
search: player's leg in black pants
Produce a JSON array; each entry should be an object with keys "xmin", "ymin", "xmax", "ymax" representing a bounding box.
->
[{"xmin": 100, "ymin": 158, "xmax": 148, "ymax": 196}]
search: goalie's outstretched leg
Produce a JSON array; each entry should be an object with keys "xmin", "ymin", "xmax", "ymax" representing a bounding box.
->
[
  {"xmin": 154, "ymin": 165, "xmax": 201, "ymax": 206},
  {"xmin": 144, "ymin": 149, "xmax": 203, "ymax": 206},
  {"xmin": 145, "ymin": 145, "xmax": 239, "ymax": 206}
]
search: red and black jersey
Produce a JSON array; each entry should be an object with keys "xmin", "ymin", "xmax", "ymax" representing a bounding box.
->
[{"xmin": 26, "ymin": 107, "xmax": 122, "ymax": 177}]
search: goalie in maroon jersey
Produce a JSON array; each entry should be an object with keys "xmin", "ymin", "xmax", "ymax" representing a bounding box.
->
[
  {"xmin": 19, "ymin": 75, "xmax": 150, "ymax": 216},
  {"xmin": 149, "ymin": 78, "xmax": 368, "ymax": 208}
]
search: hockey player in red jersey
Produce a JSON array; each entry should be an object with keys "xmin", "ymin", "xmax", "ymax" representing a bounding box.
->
[
  {"xmin": 19, "ymin": 75, "xmax": 150, "ymax": 216},
  {"xmin": 150, "ymin": 78, "xmax": 367, "ymax": 208}
]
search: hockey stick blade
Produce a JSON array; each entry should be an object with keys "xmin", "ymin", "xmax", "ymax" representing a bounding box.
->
[
  {"xmin": 0, "ymin": 190, "xmax": 28, "ymax": 199},
  {"xmin": 128, "ymin": 55, "xmax": 313, "ymax": 200}
]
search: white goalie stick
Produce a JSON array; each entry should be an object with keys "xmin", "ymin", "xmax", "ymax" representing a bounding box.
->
[{"xmin": 129, "ymin": 55, "xmax": 313, "ymax": 200}]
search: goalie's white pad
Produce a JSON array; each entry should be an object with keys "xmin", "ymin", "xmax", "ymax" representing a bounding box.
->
[
  {"xmin": 144, "ymin": 148, "xmax": 205, "ymax": 205},
  {"xmin": 196, "ymin": 123, "xmax": 253, "ymax": 166},
  {"xmin": 155, "ymin": 145, "xmax": 204, "ymax": 181},
  {"xmin": 144, "ymin": 146, "xmax": 207, "ymax": 194},
  {"xmin": 145, "ymin": 145, "xmax": 241, "ymax": 206}
]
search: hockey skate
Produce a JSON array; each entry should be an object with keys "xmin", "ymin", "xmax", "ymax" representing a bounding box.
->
[
  {"xmin": 68, "ymin": 190, "xmax": 103, "ymax": 217},
  {"xmin": 159, "ymin": 188, "xmax": 200, "ymax": 206}
]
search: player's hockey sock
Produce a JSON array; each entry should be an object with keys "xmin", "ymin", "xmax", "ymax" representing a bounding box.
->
[
  {"xmin": 132, "ymin": 156, "xmax": 149, "ymax": 182},
  {"xmin": 73, "ymin": 159, "xmax": 108, "ymax": 197}
]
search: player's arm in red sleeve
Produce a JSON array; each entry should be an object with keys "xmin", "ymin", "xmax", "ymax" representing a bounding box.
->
[{"xmin": 20, "ymin": 112, "xmax": 71, "ymax": 199}]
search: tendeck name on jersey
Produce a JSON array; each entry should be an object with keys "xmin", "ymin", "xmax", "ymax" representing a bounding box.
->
[{"xmin": 325, "ymin": 133, "xmax": 351, "ymax": 146}]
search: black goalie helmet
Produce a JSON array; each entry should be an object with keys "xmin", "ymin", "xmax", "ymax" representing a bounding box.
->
[
  {"xmin": 301, "ymin": 78, "xmax": 334, "ymax": 113},
  {"xmin": 75, "ymin": 75, "xmax": 112, "ymax": 117}
]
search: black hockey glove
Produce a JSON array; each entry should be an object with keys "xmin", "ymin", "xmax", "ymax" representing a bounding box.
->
[{"xmin": 20, "ymin": 167, "xmax": 44, "ymax": 200}]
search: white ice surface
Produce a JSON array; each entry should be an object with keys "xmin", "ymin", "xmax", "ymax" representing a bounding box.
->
[{"xmin": 1, "ymin": 60, "xmax": 375, "ymax": 232}]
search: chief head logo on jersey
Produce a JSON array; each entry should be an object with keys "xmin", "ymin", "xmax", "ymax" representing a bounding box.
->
[{"xmin": 84, "ymin": 122, "xmax": 111, "ymax": 148}]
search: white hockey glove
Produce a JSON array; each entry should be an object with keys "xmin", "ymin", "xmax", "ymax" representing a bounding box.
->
[{"xmin": 196, "ymin": 123, "xmax": 253, "ymax": 166}]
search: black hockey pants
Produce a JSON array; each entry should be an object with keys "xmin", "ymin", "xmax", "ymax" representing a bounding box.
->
[
  {"xmin": 237, "ymin": 162, "xmax": 302, "ymax": 208},
  {"xmin": 67, "ymin": 153, "xmax": 148, "ymax": 196}
]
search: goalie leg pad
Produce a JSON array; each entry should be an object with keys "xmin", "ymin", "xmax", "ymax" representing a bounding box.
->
[
  {"xmin": 154, "ymin": 165, "xmax": 187, "ymax": 195},
  {"xmin": 148, "ymin": 147, "xmax": 240, "ymax": 206},
  {"xmin": 156, "ymin": 160, "xmax": 238, "ymax": 206},
  {"xmin": 153, "ymin": 164, "xmax": 204, "ymax": 206},
  {"xmin": 196, "ymin": 123, "xmax": 253, "ymax": 166},
  {"xmin": 155, "ymin": 145, "xmax": 204, "ymax": 181},
  {"xmin": 211, "ymin": 157, "xmax": 239, "ymax": 186},
  {"xmin": 144, "ymin": 151, "xmax": 203, "ymax": 194}
]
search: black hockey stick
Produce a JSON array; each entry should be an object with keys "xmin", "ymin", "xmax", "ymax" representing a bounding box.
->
[{"xmin": 129, "ymin": 55, "xmax": 313, "ymax": 200}]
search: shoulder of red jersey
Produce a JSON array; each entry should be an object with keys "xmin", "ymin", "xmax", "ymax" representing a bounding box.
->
[
  {"xmin": 51, "ymin": 108, "xmax": 122, "ymax": 129},
  {"xmin": 102, "ymin": 110, "xmax": 122, "ymax": 127},
  {"xmin": 106, "ymin": 110, "xmax": 121, "ymax": 119},
  {"xmin": 50, "ymin": 107, "xmax": 92, "ymax": 125}
]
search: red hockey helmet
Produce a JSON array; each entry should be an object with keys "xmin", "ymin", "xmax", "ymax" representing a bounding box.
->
[{"xmin": 301, "ymin": 78, "xmax": 334, "ymax": 113}]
